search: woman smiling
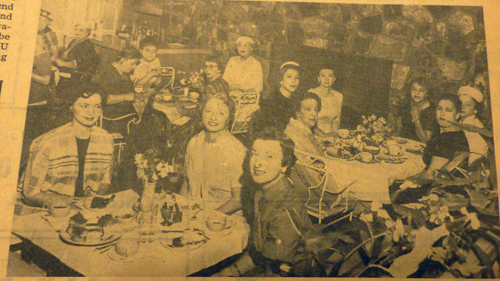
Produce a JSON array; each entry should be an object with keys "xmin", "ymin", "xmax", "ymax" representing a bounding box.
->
[{"xmin": 182, "ymin": 94, "xmax": 246, "ymax": 214}]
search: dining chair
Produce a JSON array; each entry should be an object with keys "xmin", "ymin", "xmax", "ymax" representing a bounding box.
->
[
  {"xmin": 230, "ymin": 91, "xmax": 260, "ymax": 134},
  {"xmin": 293, "ymin": 150, "xmax": 353, "ymax": 223}
]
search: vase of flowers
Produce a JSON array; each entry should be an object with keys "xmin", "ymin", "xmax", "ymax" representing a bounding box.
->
[
  {"xmin": 135, "ymin": 149, "xmax": 174, "ymax": 212},
  {"xmin": 356, "ymin": 115, "xmax": 394, "ymax": 146}
]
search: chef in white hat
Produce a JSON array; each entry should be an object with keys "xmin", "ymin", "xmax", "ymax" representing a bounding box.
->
[{"xmin": 457, "ymin": 86, "xmax": 488, "ymax": 163}]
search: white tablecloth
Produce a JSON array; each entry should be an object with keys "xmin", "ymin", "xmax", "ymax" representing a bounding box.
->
[
  {"xmin": 11, "ymin": 190, "xmax": 249, "ymax": 277},
  {"xmin": 324, "ymin": 139, "xmax": 426, "ymax": 203}
]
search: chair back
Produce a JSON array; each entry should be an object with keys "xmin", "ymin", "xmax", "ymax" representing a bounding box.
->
[{"xmin": 230, "ymin": 91, "xmax": 260, "ymax": 134}]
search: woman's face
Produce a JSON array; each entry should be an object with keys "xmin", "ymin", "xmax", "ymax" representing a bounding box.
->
[
  {"xmin": 280, "ymin": 69, "xmax": 300, "ymax": 93},
  {"xmin": 411, "ymin": 82, "xmax": 428, "ymax": 103},
  {"xmin": 73, "ymin": 25, "xmax": 89, "ymax": 39},
  {"xmin": 318, "ymin": 69, "xmax": 335, "ymax": 88},
  {"xmin": 250, "ymin": 139, "xmax": 286, "ymax": 185},
  {"xmin": 236, "ymin": 42, "xmax": 252, "ymax": 58},
  {"xmin": 297, "ymin": 98, "xmax": 319, "ymax": 129},
  {"xmin": 436, "ymin": 99, "xmax": 459, "ymax": 128},
  {"xmin": 459, "ymin": 94, "xmax": 476, "ymax": 119},
  {"xmin": 72, "ymin": 94, "xmax": 102, "ymax": 127},
  {"xmin": 202, "ymin": 98, "xmax": 230, "ymax": 133},
  {"xmin": 119, "ymin": 58, "xmax": 140, "ymax": 74}
]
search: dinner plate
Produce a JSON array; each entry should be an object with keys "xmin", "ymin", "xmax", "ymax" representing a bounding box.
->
[
  {"xmin": 83, "ymin": 196, "xmax": 124, "ymax": 212},
  {"xmin": 160, "ymin": 230, "xmax": 206, "ymax": 251},
  {"xmin": 59, "ymin": 228, "xmax": 121, "ymax": 246},
  {"xmin": 205, "ymin": 219, "xmax": 235, "ymax": 237}
]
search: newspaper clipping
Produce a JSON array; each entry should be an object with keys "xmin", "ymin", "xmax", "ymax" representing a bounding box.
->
[{"xmin": 1, "ymin": 0, "xmax": 500, "ymax": 278}]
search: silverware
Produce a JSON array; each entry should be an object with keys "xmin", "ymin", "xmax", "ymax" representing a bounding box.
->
[
  {"xmin": 161, "ymin": 230, "xmax": 184, "ymax": 233},
  {"xmin": 191, "ymin": 208, "xmax": 203, "ymax": 219},
  {"xmin": 193, "ymin": 228, "xmax": 210, "ymax": 240},
  {"xmin": 95, "ymin": 242, "xmax": 115, "ymax": 251},
  {"xmin": 99, "ymin": 246, "xmax": 114, "ymax": 254}
]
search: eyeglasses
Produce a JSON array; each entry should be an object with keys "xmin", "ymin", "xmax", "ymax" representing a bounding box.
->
[{"xmin": 204, "ymin": 64, "xmax": 218, "ymax": 70}]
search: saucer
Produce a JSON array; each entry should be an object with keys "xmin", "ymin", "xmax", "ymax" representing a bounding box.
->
[
  {"xmin": 108, "ymin": 248, "xmax": 144, "ymax": 262},
  {"xmin": 205, "ymin": 219, "xmax": 235, "ymax": 237}
]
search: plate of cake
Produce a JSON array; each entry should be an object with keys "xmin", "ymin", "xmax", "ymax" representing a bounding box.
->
[
  {"xmin": 60, "ymin": 212, "xmax": 121, "ymax": 246},
  {"xmin": 83, "ymin": 195, "xmax": 124, "ymax": 212}
]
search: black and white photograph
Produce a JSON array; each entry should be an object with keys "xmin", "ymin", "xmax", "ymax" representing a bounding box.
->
[{"xmin": 5, "ymin": 0, "xmax": 500, "ymax": 278}]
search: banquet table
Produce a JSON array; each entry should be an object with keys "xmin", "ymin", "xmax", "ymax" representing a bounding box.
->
[
  {"xmin": 321, "ymin": 138, "xmax": 426, "ymax": 203},
  {"xmin": 10, "ymin": 190, "xmax": 250, "ymax": 277}
]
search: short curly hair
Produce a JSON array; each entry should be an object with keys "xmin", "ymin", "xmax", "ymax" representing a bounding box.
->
[{"xmin": 252, "ymin": 127, "xmax": 296, "ymax": 171}]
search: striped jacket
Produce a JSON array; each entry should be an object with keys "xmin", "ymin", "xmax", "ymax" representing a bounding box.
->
[{"xmin": 23, "ymin": 123, "xmax": 114, "ymax": 197}]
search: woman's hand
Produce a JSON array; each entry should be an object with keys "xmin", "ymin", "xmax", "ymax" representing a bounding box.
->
[{"xmin": 410, "ymin": 106, "xmax": 420, "ymax": 123}]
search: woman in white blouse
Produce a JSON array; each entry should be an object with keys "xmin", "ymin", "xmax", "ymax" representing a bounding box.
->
[
  {"xmin": 223, "ymin": 36, "xmax": 263, "ymax": 94},
  {"xmin": 308, "ymin": 66, "xmax": 343, "ymax": 138}
]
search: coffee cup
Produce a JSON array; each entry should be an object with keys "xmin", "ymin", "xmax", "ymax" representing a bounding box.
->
[
  {"xmin": 338, "ymin": 129, "xmax": 350, "ymax": 139},
  {"xmin": 358, "ymin": 152, "xmax": 374, "ymax": 163},
  {"xmin": 43, "ymin": 200, "xmax": 71, "ymax": 218},
  {"xmin": 115, "ymin": 232, "xmax": 140, "ymax": 257},
  {"xmin": 206, "ymin": 214, "xmax": 228, "ymax": 232},
  {"xmin": 387, "ymin": 144, "xmax": 402, "ymax": 156}
]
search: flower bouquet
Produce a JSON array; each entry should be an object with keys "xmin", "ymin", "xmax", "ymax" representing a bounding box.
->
[
  {"xmin": 176, "ymin": 69, "xmax": 205, "ymax": 95},
  {"xmin": 135, "ymin": 148, "xmax": 174, "ymax": 211},
  {"xmin": 356, "ymin": 115, "xmax": 394, "ymax": 146}
]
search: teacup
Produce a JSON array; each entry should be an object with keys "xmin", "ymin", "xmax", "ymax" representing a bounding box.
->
[
  {"xmin": 206, "ymin": 214, "xmax": 228, "ymax": 232},
  {"xmin": 115, "ymin": 232, "xmax": 140, "ymax": 257},
  {"xmin": 387, "ymin": 144, "xmax": 403, "ymax": 156},
  {"xmin": 338, "ymin": 129, "xmax": 350, "ymax": 139},
  {"xmin": 43, "ymin": 201, "xmax": 71, "ymax": 218},
  {"xmin": 358, "ymin": 152, "xmax": 374, "ymax": 163}
]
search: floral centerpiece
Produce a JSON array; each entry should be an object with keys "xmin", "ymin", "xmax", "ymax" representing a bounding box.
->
[
  {"xmin": 176, "ymin": 69, "xmax": 205, "ymax": 95},
  {"xmin": 135, "ymin": 148, "xmax": 174, "ymax": 212},
  {"xmin": 355, "ymin": 115, "xmax": 394, "ymax": 146}
]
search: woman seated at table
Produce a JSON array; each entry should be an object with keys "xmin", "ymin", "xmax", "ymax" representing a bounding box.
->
[
  {"xmin": 214, "ymin": 127, "xmax": 313, "ymax": 277},
  {"xmin": 55, "ymin": 22, "xmax": 99, "ymax": 101},
  {"xmin": 308, "ymin": 66, "xmax": 343, "ymax": 138},
  {"xmin": 284, "ymin": 92, "xmax": 344, "ymax": 212},
  {"xmin": 91, "ymin": 47, "xmax": 146, "ymax": 137},
  {"xmin": 251, "ymin": 61, "xmax": 301, "ymax": 133},
  {"xmin": 390, "ymin": 94, "xmax": 470, "ymax": 204},
  {"xmin": 398, "ymin": 78, "xmax": 437, "ymax": 143},
  {"xmin": 457, "ymin": 86, "xmax": 489, "ymax": 164},
  {"xmin": 181, "ymin": 94, "xmax": 246, "ymax": 214},
  {"xmin": 222, "ymin": 36, "xmax": 263, "ymax": 95},
  {"xmin": 22, "ymin": 86, "xmax": 114, "ymax": 207}
]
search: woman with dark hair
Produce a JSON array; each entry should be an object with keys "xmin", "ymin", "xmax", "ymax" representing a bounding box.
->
[
  {"xmin": 308, "ymin": 66, "xmax": 343, "ymax": 137},
  {"xmin": 91, "ymin": 47, "xmax": 143, "ymax": 137},
  {"xmin": 251, "ymin": 61, "xmax": 301, "ymax": 133},
  {"xmin": 457, "ymin": 86, "xmax": 489, "ymax": 164},
  {"xmin": 182, "ymin": 94, "xmax": 246, "ymax": 214},
  {"xmin": 284, "ymin": 91, "xmax": 323, "ymax": 156},
  {"xmin": 390, "ymin": 94, "xmax": 470, "ymax": 204},
  {"xmin": 420, "ymin": 94, "xmax": 469, "ymax": 179},
  {"xmin": 398, "ymin": 77, "xmax": 437, "ymax": 143},
  {"xmin": 55, "ymin": 23, "xmax": 99, "ymax": 99},
  {"xmin": 214, "ymin": 127, "xmax": 313, "ymax": 277}
]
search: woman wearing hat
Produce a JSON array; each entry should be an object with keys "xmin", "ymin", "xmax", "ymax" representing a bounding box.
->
[
  {"xmin": 223, "ymin": 36, "xmax": 263, "ymax": 94},
  {"xmin": 55, "ymin": 22, "xmax": 99, "ymax": 99},
  {"xmin": 251, "ymin": 62, "xmax": 300, "ymax": 133},
  {"xmin": 458, "ymin": 86, "xmax": 489, "ymax": 163}
]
